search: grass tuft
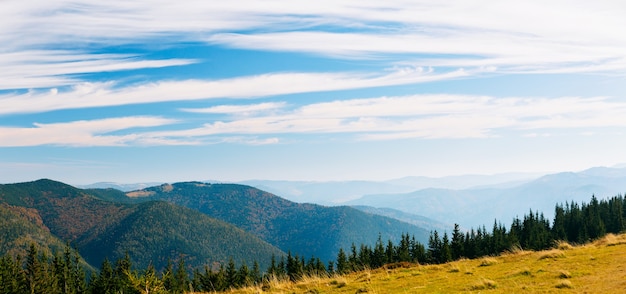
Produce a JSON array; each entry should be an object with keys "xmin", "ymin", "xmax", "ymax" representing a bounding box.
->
[
  {"xmin": 479, "ymin": 257, "xmax": 498, "ymax": 267},
  {"xmin": 555, "ymin": 280, "xmax": 573, "ymax": 289},
  {"xmin": 538, "ymin": 249, "xmax": 565, "ymax": 260},
  {"xmin": 329, "ymin": 276, "xmax": 348, "ymax": 288},
  {"xmin": 448, "ymin": 264, "xmax": 461, "ymax": 273},
  {"xmin": 504, "ymin": 243, "xmax": 531, "ymax": 256},
  {"xmin": 516, "ymin": 268, "xmax": 533, "ymax": 276},
  {"xmin": 558, "ymin": 270, "xmax": 572, "ymax": 279},
  {"xmin": 470, "ymin": 278, "xmax": 497, "ymax": 290},
  {"xmin": 594, "ymin": 233, "xmax": 626, "ymax": 247},
  {"xmin": 555, "ymin": 240, "xmax": 574, "ymax": 250}
]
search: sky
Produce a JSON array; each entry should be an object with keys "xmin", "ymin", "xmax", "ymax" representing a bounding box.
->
[{"xmin": 2, "ymin": 0, "xmax": 626, "ymax": 184}]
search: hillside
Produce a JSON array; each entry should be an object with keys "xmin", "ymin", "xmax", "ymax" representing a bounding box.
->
[
  {"xmin": 0, "ymin": 203, "xmax": 68, "ymax": 257},
  {"xmin": 79, "ymin": 201, "xmax": 285, "ymax": 270},
  {"xmin": 0, "ymin": 179, "xmax": 285, "ymax": 270},
  {"xmin": 230, "ymin": 233, "xmax": 626, "ymax": 293},
  {"xmin": 128, "ymin": 182, "xmax": 431, "ymax": 262}
]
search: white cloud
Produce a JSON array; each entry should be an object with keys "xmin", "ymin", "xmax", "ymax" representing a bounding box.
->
[
  {"xmin": 0, "ymin": 69, "xmax": 467, "ymax": 115},
  {"xmin": 4, "ymin": 94, "xmax": 626, "ymax": 147},
  {"xmin": 180, "ymin": 102, "xmax": 287, "ymax": 115},
  {"xmin": 0, "ymin": 116, "xmax": 179, "ymax": 147},
  {"xmin": 2, "ymin": 0, "xmax": 625, "ymax": 96},
  {"xmin": 146, "ymin": 94, "xmax": 626, "ymax": 141},
  {"xmin": 0, "ymin": 50, "xmax": 196, "ymax": 90}
]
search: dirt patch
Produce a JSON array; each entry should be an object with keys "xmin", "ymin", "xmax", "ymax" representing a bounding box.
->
[{"xmin": 126, "ymin": 190, "xmax": 155, "ymax": 197}]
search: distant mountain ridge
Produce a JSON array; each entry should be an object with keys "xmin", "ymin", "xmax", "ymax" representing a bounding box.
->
[
  {"xmin": 345, "ymin": 167, "xmax": 626, "ymax": 229},
  {"xmin": 239, "ymin": 173, "xmax": 539, "ymax": 205},
  {"xmin": 79, "ymin": 182, "xmax": 163, "ymax": 192},
  {"xmin": 0, "ymin": 179, "xmax": 433, "ymax": 271}
]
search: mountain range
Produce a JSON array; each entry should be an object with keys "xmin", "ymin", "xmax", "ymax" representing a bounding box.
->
[
  {"xmin": 123, "ymin": 182, "xmax": 430, "ymax": 262},
  {"xmin": 79, "ymin": 166, "xmax": 626, "ymax": 232},
  {"xmin": 345, "ymin": 167, "xmax": 626, "ymax": 229},
  {"xmin": 0, "ymin": 179, "xmax": 284, "ymax": 270},
  {"xmin": 0, "ymin": 179, "xmax": 431, "ymax": 272},
  {"xmin": 239, "ymin": 173, "xmax": 538, "ymax": 205}
]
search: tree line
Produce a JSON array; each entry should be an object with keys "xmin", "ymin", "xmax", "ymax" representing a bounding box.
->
[
  {"xmin": 330, "ymin": 194, "xmax": 626, "ymax": 273},
  {"xmin": 1, "ymin": 194, "xmax": 625, "ymax": 293}
]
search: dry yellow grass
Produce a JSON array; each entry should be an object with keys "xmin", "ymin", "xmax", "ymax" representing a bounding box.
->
[{"xmin": 212, "ymin": 233, "xmax": 626, "ymax": 293}]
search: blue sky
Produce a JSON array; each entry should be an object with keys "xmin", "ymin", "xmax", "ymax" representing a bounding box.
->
[{"xmin": 2, "ymin": 0, "xmax": 626, "ymax": 184}]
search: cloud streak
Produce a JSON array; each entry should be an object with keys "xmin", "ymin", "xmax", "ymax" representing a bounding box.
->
[
  {"xmin": 0, "ymin": 116, "xmax": 179, "ymax": 147},
  {"xmin": 0, "ymin": 68, "xmax": 466, "ymax": 115},
  {"xmin": 3, "ymin": 0, "xmax": 625, "ymax": 95},
  {"xmin": 149, "ymin": 94, "xmax": 626, "ymax": 142},
  {"xmin": 4, "ymin": 94, "xmax": 626, "ymax": 147}
]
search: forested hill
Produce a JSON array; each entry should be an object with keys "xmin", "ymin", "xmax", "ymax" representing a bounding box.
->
[
  {"xmin": 127, "ymin": 182, "xmax": 431, "ymax": 262},
  {"xmin": 0, "ymin": 179, "xmax": 285, "ymax": 270}
]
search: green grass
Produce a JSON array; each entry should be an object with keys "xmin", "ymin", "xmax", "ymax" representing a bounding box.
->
[{"xmin": 223, "ymin": 233, "xmax": 626, "ymax": 293}]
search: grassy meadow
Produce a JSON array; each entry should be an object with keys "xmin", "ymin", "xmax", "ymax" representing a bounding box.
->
[{"xmin": 224, "ymin": 233, "xmax": 626, "ymax": 293}]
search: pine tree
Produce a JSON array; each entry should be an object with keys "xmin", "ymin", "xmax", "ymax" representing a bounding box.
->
[
  {"xmin": 173, "ymin": 258, "xmax": 189, "ymax": 293},
  {"xmin": 113, "ymin": 252, "xmax": 136, "ymax": 294},
  {"xmin": 250, "ymin": 261, "xmax": 261, "ymax": 285},
  {"xmin": 451, "ymin": 224, "xmax": 465, "ymax": 260},
  {"xmin": 441, "ymin": 232, "xmax": 452, "ymax": 263},
  {"xmin": 0, "ymin": 255, "xmax": 27, "ymax": 293},
  {"xmin": 89, "ymin": 258, "xmax": 114, "ymax": 294},
  {"xmin": 266, "ymin": 255, "xmax": 278, "ymax": 278},
  {"xmin": 409, "ymin": 236, "xmax": 426, "ymax": 263},
  {"xmin": 385, "ymin": 240, "xmax": 395, "ymax": 263},
  {"xmin": 225, "ymin": 258, "xmax": 237, "ymax": 288},
  {"xmin": 335, "ymin": 248, "xmax": 348, "ymax": 274},
  {"xmin": 25, "ymin": 243, "xmax": 43, "ymax": 294},
  {"xmin": 372, "ymin": 235, "xmax": 386, "ymax": 268},
  {"xmin": 552, "ymin": 204, "xmax": 567, "ymax": 241},
  {"xmin": 236, "ymin": 262, "xmax": 250, "ymax": 287},
  {"xmin": 161, "ymin": 258, "xmax": 175, "ymax": 292},
  {"xmin": 427, "ymin": 231, "xmax": 441, "ymax": 264},
  {"xmin": 397, "ymin": 233, "xmax": 411, "ymax": 262}
]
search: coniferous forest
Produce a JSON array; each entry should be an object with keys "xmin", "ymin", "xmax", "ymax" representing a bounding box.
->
[{"xmin": 1, "ymin": 194, "xmax": 625, "ymax": 293}]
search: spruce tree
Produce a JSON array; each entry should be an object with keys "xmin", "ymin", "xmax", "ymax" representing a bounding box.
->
[
  {"xmin": 451, "ymin": 224, "xmax": 465, "ymax": 260},
  {"xmin": 335, "ymin": 248, "xmax": 348, "ymax": 274},
  {"xmin": 441, "ymin": 232, "xmax": 452, "ymax": 263}
]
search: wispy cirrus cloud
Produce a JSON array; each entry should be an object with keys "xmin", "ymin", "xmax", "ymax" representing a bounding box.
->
[
  {"xmin": 4, "ymin": 94, "xmax": 626, "ymax": 147},
  {"xmin": 150, "ymin": 95, "xmax": 626, "ymax": 141},
  {"xmin": 0, "ymin": 68, "xmax": 467, "ymax": 115},
  {"xmin": 0, "ymin": 116, "xmax": 180, "ymax": 147},
  {"xmin": 180, "ymin": 102, "xmax": 287, "ymax": 115},
  {"xmin": 0, "ymin": 50, "xmax": 196, "ymax": 90},
  {"xmin": 3, "ymin": 0, "xmax": 625, "ymax": 96}
]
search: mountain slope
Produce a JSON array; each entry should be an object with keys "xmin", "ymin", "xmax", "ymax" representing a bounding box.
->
[
  {"xmin": 129, "ymin": 182, "xmax": 431, "ymax": 261},
  {"xmin": 79, "ymin": 201, "xmax": 285, "ymax": 270},
  {"xmin": 0, "ymin": 203, "xmax": 68, "ymax": 257},
  {"xmin": 0, "ymin": 179, "xmax": 285, "ymax": 270},
  {"xmin": 0, "ymin": 179, "xmax": 134, "ymax": 242}
]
